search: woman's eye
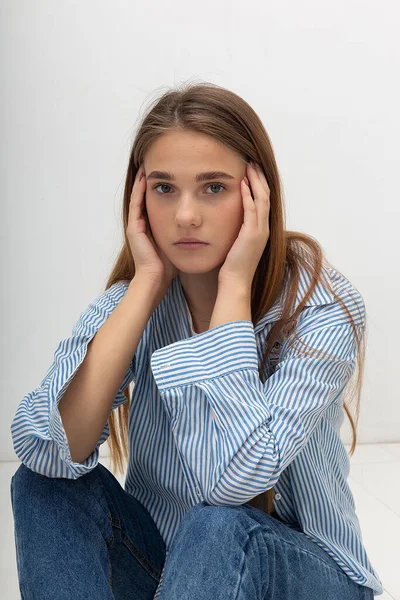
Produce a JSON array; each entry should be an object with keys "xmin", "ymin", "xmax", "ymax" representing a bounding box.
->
[
  {"xmin": 153, "ymin": 184, "xmax": 173, "ymax": 194},
  {"xmin": 206, "ymin": 183, "xmax": 226, "ymax": 194},
  {"xmin": 152, "ymin": 183, "xmax": 226, "ymax": 195}
]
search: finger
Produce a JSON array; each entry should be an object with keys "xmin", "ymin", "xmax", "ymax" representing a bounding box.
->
[
  {"xmin": 244, "ymin": 171, "xmax": 269, "ymax": 232},
  {"xmin": 242, "ymin": 177, "xmax": 255, "ymax": 204},
  {"xmin": 246, "ymin": 163, "xmax": 263, "ymax": 199},
  {"xmin": 130, "ymin": 169, "xmax": 147, "ymax": 222},
  {"xmin": 247, "ymin": 162, "xmax": 270, "ymax": 196},
  {"xmin": 130, "ymin": 168, "xmax": 145, "ymax": 200},
  {"xmin": 242, "ymin": 179, "xmax": 257, "ymax": 227},
  {"xmin": 246, "ymin": 165, "xmax": 270, "ymax": 226}
]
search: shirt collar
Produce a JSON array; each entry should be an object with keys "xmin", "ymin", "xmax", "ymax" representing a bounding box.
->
[
  {"xmin": 253, "ymin": 263, "xmax": 336, "ymax": 333},
  {"xmin": 171, "ymin": 264, "xmax": 335, "ymax": 335}
]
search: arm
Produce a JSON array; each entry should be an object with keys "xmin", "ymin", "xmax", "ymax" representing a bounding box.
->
[
  {"xmin": 150, "ymin": 293, "xmax": 366, "ymax": 505},
  {"xmin": 58, "ymin": 275, "xmax": 162, "ymax": 464},
  {"xmin": 11, "ymin": 276, "xmax": 164, "ymax": 478},
  {"xmin": 208, "ymin": 282, "xmax": 252, "ymax": 331}
]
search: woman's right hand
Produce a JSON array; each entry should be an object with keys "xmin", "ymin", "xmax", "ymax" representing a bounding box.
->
[{"xmin": 126, "ymin": 165, "xmax": 179, "ymax": 288}]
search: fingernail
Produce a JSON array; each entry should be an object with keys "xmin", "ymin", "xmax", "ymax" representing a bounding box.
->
[
  {"xmin": 250, "ymin": 160, "xmax": 256, "ymax": 169},
  {"xmin": 139, "ymin": 171, "xmax": 144, "ymax": 181}
]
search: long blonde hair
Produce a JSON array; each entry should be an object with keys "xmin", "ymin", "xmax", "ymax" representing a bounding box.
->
[{"xmin": 104, "ymin": 81, "xmax": 366, "ymax": 515}]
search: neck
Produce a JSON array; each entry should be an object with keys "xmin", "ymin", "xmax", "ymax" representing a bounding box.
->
[{"xmin": 179, "ymin": 272, "xmax": 219, "ymax": 324}]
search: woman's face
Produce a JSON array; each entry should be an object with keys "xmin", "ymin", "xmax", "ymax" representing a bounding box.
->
[{"xmin": 143, "ymin": 130, "xmax": 248, "ymax": 276}]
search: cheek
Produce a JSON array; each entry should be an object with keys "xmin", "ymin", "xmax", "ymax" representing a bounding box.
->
[
  {"xmin": 145, "ymin": 198, "xmax": 160, "ymax": 226},
  {"xmin": 146, "ymin": 194, "xmax": 169, "ymax": 219},
  {"xmin": 213, "ymin": 218, "xmax": 241, "ymax": 253},
  {"xmin": 221, "ymin": 203, "xmax": 244, "ymax": 233}
]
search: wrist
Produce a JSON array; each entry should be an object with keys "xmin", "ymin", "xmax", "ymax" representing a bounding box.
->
[
  {"xmin": 130, "ymin": 274, "xmax": 168, "ymax": 304},
  {"xmin": 209, "ymin": 282, "xmax": 252, "ymax": 330},
  {"xmin": 217, "ymin": 278, "xmax": 251, "ymax": 299}
]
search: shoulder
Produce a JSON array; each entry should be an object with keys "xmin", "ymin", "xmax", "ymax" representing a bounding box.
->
[
  {"xmin": 102, "ymin": 280, "xmax": 131, "ymax": 307},
  {"xmin": 89, "ymin": 280, "xmax": 131, "ymax": 308},
  {"xmin": 294, "ymin": 261, "xmax": 366, "ymax": 331},
  {"xmin": 73, "ymin": 280, "xmax": 131, "ymax": 331},
  {"xmin": 255, "ymin": 258, "xmax": 366, "ymax": 337}
]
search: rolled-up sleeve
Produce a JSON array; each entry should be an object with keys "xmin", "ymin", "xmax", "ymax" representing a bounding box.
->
[
  {"xmin": 10, "ymin": 281, "xmax": 135, "ymax": 479},
  {"xmin": 150, "ymin": 297, "xmax": 365, "ymax": 505}
]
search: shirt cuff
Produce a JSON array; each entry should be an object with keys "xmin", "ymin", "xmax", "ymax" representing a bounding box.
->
[
  {"xmin": 48, "ymin": 399, "xmax": 102, "ymax": 475},
  {"xmin": 150, "ymin": 320, "xmax": 258, "ymax": 392}
]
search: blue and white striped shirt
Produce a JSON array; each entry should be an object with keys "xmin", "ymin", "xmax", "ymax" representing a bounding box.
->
[{"xmin": 10, "ymin": 262, "xmax": 383, "ymax": 596}]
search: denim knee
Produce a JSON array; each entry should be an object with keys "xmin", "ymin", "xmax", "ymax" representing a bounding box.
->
[
  {"xmin": 12, "ymin": 461, "xmax": 73, "ymax": 490},
  {"xmin": 178, "ymin": 501, "xmax": 263, "ymax": 537},
  {"xmin": 11, "ymin": 462, "xmax": 48, "ymax": 494},
  {"xmin": 10, "ymin": 461, "xmax": 104, "ymax": 507}
]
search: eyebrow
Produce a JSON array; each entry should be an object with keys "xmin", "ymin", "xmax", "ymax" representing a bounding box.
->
[{"xmin": 146, "ymin": 170, "xmax": 236, "ymax": 183}]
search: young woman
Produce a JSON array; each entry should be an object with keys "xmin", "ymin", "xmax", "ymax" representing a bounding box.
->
[{"xmin": 10, "ymin": 82, "xmax": 383, "ymax": 599}]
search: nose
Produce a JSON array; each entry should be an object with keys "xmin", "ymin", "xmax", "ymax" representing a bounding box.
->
[{"xmin": 174, "ymin": 199, "xmax": 203, "ymax": 226}]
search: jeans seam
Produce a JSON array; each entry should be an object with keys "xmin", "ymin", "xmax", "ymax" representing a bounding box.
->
[
  {"xmin": 95, "ymin": 467, "xmax": 163, "ymax": 581},
  {"xmin": 252, "ymin": 525, "xmax": 351, "ymax": 580},
  {"xmin": 121, "ymin": 533, "xmax": 163, "ymax": 582},
  {"xmin": 233, "ymin": 530, "xmax": 258, "ymax": 600}
]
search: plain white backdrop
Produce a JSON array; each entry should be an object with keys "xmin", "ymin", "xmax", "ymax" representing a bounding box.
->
[{"xmin": 1, "ymin": 0, "xmax": 399, "ymax": 466}]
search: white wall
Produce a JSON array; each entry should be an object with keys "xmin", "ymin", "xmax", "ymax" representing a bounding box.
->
[{"xmin": 1, "ymin": 0, "xmax": 399, "ymax": 462}]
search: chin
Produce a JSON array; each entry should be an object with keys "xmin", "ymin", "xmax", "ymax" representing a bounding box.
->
[{"xmin": 178, "ymin": 266, "xmax": 213, "ymax": 274}]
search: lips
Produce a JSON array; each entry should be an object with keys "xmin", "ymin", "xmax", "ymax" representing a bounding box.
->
[
  {"xmin": 174, "ymin": 239, "xmax": 207, "ymax": 244},
  {"xmin": 174, "ymin": 241, "xmax": 209, "ymax": 250}
]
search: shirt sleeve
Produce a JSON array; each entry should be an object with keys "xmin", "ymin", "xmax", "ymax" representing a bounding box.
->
[
  {"xmin": 10, "ymin": 280, "xmax": 135, "ymax": 479},
  {"xmin": 150, "ymin": 295, "xmax": 366, "ymax": 506}
]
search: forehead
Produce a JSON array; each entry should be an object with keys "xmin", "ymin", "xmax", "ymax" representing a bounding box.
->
[{"xmin": 144, "ymin": 130, "xmax": 246, "ymax": 170}]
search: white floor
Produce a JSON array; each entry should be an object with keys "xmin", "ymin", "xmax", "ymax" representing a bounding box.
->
[{"xmin": 1, "ymin": 443, "xmax": 399, "ymax": 599}]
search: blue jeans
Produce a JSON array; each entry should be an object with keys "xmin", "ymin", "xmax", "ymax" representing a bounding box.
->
[{"xmin": 10, "ymin": 462, "xmax": 373, "ymax": 599}]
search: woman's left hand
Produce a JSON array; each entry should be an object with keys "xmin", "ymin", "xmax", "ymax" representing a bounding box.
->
[{"xmin": 218, "ymin": 161, "xmax": 271, "ymax": 289}]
